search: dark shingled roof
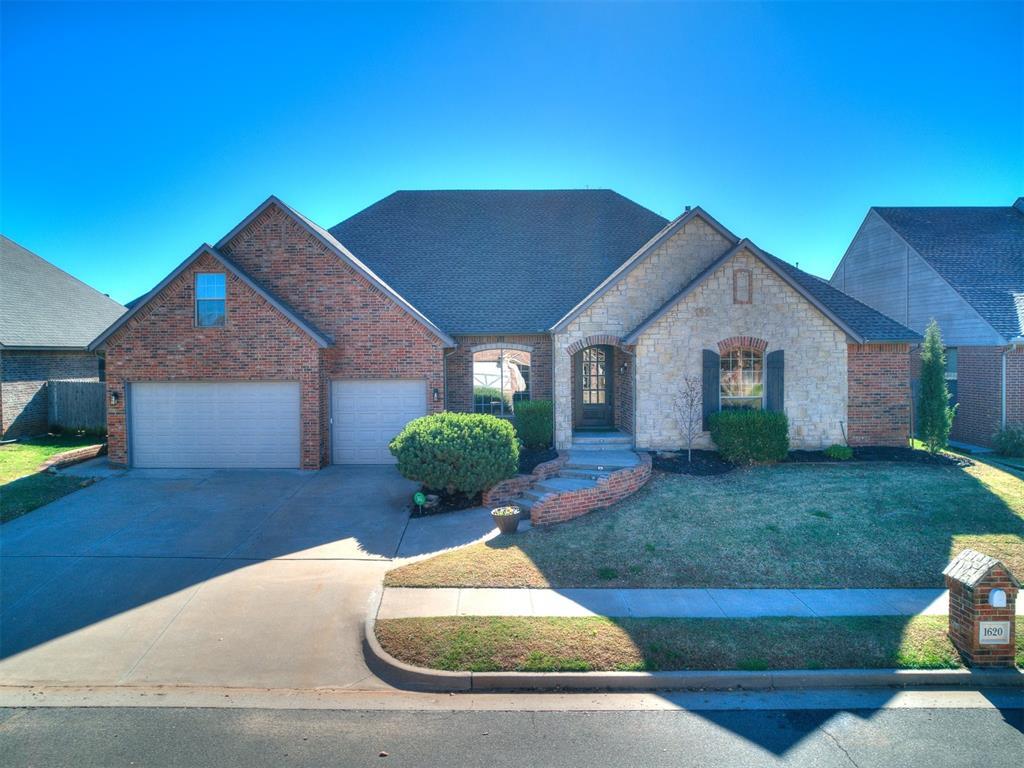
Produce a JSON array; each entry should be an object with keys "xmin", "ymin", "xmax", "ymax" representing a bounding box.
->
[
  {"xmin": 761, "ymin": 252, "xmax": 922, "ymax": 342},
  {"xmin": 873, "ymin": 204, "xmax": 1024, "ymax": 340},
  {"xmin": 1, "ymin": 235, "xmax": 126, "ymax": 349},
  {"xmin": 329, "ymin": 190, "xmax": 669, "ymax": 334}
]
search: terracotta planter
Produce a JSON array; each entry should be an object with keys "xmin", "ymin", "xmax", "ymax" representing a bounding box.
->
[{"xmin": 491, "ymin": 506, "xmax": 521, "ymax": 534}]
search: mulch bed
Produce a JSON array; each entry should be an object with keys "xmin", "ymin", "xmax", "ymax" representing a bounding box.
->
[
  {"xmin": 519, "ymin": 447, "xmax": 558, "ymax": 475},
  {"xmin": 651, "ymin": 450, "xmax": 737, "ymax": 476},
  {"xmin": 787, "ymin": 446, "xmax": 973, "ymax": 468},
  {"xmin": 411, "ymin": 486, "xmax": 482, "ymax": 517},
  {"xmin": 653, "ymin": 445, "xmax": 973, "ymax": 475}
]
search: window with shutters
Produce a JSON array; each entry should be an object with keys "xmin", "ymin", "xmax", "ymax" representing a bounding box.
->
[{"xmin": 720, "ymin": 347, "xmax": 763, "ymax": 410}]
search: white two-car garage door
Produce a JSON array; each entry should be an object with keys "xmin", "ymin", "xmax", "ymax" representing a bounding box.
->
[
  {"xmin": 331, "ymin": 380, "xmax": 426, "ymax": 464},
  {"xmin": 130, "ymin": 382, "xmax": 301, "ymax": 468}
]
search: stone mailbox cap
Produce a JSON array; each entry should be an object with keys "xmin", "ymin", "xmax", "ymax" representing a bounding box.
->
[{"xmin": 943, "ymin": 549, "xmax": 1021, "ymax": 589}]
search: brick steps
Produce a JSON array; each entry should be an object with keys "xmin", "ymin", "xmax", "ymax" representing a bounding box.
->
[{"xmin": 507, "ymin": 449, "xmax": 652, "ymax": 527}]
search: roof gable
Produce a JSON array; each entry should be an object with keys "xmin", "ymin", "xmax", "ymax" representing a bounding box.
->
[
  {"xmin": 872, "ymin": 204, "xmax": 1024, "ymax": 340},
  {"xmin": 329, "ymin": 190, "xmax": 671, "ymax": 334},
  {"xmin": 1, "ymin": 235, "xmax": 126, "ymax": 349},
  {"xmin": 625, "ymin": 239, "xmax": 921, "ymax": 345},
  {"xmin": 89, "ymin": 244, "xmax": 331, "ymax": 350},
  {"xmin": 220, "ymin": 196, "xmax": 455, "ymax": 346},
  {"xmin": 550, "ymin": 206, "xmax": 740, "ymax": 332}
]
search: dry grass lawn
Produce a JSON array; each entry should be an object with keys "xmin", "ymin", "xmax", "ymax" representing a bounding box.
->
[
  {"xmin": 376, "ymin": 615, "xmax": 1024, "ymax": 672},
  {"xmin": 387, "ymin": 461, "xmax": 1024, "ymax": 589}
]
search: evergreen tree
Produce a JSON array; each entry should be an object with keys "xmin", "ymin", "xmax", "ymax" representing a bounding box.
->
[{"xmin": 917, "ymin": 320, "xmax": 955, "ymax": 453}]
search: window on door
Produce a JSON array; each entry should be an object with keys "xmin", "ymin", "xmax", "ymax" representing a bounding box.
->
[
  {"xmin": 473, "ymin": 348, "xmax": 531, "ymax": 416},
  {"xmin": 581, "ymin": 347, "xmax": 607, "ymax": 404}
]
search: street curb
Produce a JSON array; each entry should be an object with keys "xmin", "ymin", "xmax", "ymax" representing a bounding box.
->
[{"xmin": 364, "ymin": 597, "xmax": 1024, "ymax": 692}]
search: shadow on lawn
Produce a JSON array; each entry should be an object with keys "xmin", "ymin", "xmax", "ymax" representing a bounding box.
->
[{"xmin": 466, "ymin": 460, "xmax": 1024, "ymax": 754}]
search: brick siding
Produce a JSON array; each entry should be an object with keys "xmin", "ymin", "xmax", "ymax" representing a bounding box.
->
[
  {"xmin": 445, "ymin": 334, "xmax": 552, "ymax": 413},
  {"xmin": 846, "ymin": 343, "xmax": 911, "ymax": 447},
  {"xmin": 529, "ymin": 453, "xmax": 652, "ymax": 526},
  {"xmin": 220, "ymin": 204, "xmax": 448, "ymax": 465},
  {"xmin": 1007, "ymin": 347, "xmax": 1024, "ymax": 428},
  {"xmin": 613, "ymin": 346, "xmax": 634, "ymax": 435},
  {"xmin": 950, "ymin": 346, "xmax": 1002, "ymax": 447},
  {"xmin": 0, "ymin": 349, "xmax": 101, "ymax": 438},
  {"xmin": 103, "ymin": 251, "xmax": 323, "ymax": 468}
]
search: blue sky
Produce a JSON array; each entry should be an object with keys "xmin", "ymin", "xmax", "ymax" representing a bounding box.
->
[{"xmin": 2, "ymin": 1, "xmax": 1021, "ymax": 304}]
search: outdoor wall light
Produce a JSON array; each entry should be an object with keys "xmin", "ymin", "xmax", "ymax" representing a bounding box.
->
[
  {"xmin": 619, "ymin": 361, "xmax": 629, "ymax": 375},
  {"xmin": 109, "ymin": 391, "xmax": 119, "ymax": 406},
  {"xmin": 988, "ymin": 588, "xmax": 1007, "ymax": 608},
  {"xmin": 432, "ymin": 388, "xmax": 440, "ymax": 402}
]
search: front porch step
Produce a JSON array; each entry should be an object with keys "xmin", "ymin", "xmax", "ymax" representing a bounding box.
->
[
  {"xmin": 559, "ymin": 468, "xmax": 613, "ymax": 481},
  {"xmin": 571, "ymin": 433, "xmax": 634, "ymax": 450},
  {"xmin": 564, "ymin": 448, "xmax": 641, "ymax": 472}
]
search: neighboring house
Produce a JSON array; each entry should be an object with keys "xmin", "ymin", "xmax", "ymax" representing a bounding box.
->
[
  {"xmin": 89, "ymin": 191, "xmax": 919, "ymax": 470},
  {"xmin": 1, "ymin": 235, "xmax": 126, "ymax": 438},
  {"xmin": 831, "ymin": 199, "xmax": 1024, "ymax": 447}
]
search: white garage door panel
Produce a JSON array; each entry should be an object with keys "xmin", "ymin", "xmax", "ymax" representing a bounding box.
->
[
  {"xmin": 131, "ymin": 382, "xmax": 300, "ymax": 468},
  {"xmin": 332, "ymin": 380, "xmax": 426, "ymax": 464}
]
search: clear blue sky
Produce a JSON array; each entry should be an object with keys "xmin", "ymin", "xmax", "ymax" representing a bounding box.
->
[{"xmin": 2, "ymin": 1, "xmax": 1021, "ymax": 305}]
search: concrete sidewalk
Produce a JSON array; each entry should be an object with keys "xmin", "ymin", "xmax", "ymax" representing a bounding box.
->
[{"xmin": 377, "ymin": 586, "xmax": 1024, "ymax": 620}]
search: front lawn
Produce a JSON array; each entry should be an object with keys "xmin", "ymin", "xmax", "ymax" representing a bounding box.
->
[
  {"xmin": 0, "ymin": 434, "xmax": 104, "ymax": 523},
  {"xmin": 376, "ymin": 615, "xmax": 1024, "ymax": 672},
  {"xmin": 386, "ymin": 460, "xmax": 1024, "ymax": 589}
]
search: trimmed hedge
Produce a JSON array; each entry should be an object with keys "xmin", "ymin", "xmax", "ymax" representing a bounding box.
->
[
  {"xmin": 514, "ymin": 400, "xmax": 553, "ymax": 449},
  {"xmin": 388, "ymin": 412, "xmax": 519, "ymax": 495},
  {"xmin": 709, "ymin": 410, "xmax": 789, "ymax": 464}
]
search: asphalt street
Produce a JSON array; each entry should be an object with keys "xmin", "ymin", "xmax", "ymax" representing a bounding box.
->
[{"xmin": 2, "ymin": 704, "xmax": 1022, "ymax": 767}]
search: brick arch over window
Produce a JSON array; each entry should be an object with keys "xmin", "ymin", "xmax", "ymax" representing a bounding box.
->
[
  {"xmin": 566, "ymin": 335, "xmax": 630, "ymax": 357},
  {"xmin": 469, "ymin": 341, "xmax": 534, "ymax": 354},
  {"xmin": 717, "ymin": 336, "xmax": 768, "ymax": 354}
]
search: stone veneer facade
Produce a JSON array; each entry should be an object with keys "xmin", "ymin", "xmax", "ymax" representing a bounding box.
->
[
  {"xmin": 553, "ymin": 217, "xmax": 733, "ymax": 449},
  {"xmin": 633, "ymin": 249, "xmax": 848, "ymax": 449}
]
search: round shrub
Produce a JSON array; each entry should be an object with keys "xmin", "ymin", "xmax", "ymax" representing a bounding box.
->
[
  {"xmin": 514, "ymin": 399, "xmax": 553, "ymax": 449},
  {"xmin": 388, "ymin": 412, "xmax": 519, "ymax": 495},
  {"xmin": 709, "ymin": 410, "xmax": 789, "ymax": 464},
  {"xmin": 824, "ymin": 443, "xmax": 854, "ymax": 461},
  {"xmin": 993, "ymin": 425, "xmax": 1024, "ymax": 457}
]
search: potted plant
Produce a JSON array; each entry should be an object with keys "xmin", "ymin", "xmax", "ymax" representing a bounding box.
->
[{"xmin": 490, "ymin": 505, "xmax": 521, "ymax": 534}]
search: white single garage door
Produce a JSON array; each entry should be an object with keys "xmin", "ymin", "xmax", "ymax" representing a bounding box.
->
[
  {"xmin": 332, "ymin": 379, "xmax": 426, "ymax": 464},
  {"xmin": 130, "ymin": 382, "xmax": 301, "ymax": 468}
]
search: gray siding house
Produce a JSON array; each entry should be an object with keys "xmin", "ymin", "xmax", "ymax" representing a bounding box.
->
[
  {"xmin": 0, "ymin": 236, "xmax": 126, "ymax": 438},
  {"xmin": 831, "ymin": 199, "xmax": 1024, "ymax": 447}
]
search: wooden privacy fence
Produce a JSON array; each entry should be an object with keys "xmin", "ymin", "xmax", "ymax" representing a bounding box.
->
[{"xmin": 47, "ymin": 379, "xmax": 106, "ymax": 432}]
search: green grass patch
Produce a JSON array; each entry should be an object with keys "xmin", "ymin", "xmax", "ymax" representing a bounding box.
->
[
  {"xmin": 376, "ymin": 615, "xmax": 1024, "ymax": 672},
  {"xmin": 1, "ymin": 434, "xmax": 103, "ymax": 523},
  {"xmin": 387, "ymin": 460, "xmax": 1024, "ymax": 589}
]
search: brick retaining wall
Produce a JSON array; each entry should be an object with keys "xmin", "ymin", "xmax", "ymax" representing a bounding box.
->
[
  {"xmin": 530, "ymin": 453, "xmax": 652, "ymax": 526},
  {"xmin": 482, "ymin": 453, "xmax": 567, "ymax": 507}
]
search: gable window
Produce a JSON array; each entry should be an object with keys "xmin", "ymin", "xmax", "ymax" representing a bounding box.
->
[
  {"xmin": 195, "ymin": 273, "xmax": 226, "ymax": 327},
  {"xmin": 720, "ymin": 347, "xmax": 763, "ymax": 409},
  {"xmin": 473, "ymin": 348, "xmax": 530, "ymax": 416}
]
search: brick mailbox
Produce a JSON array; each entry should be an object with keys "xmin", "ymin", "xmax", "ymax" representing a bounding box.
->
[{"xmin": 943, "ymin": 549, "xmax": 1019, "ymax": 668}]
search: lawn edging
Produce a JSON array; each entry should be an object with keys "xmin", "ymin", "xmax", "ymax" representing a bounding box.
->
[
  {"xmin": 363, "ymin": 592, "xmax": 1024, "ymax": 692},
  {"xmin": 42, "ymin": 442, "xmax": 107, "ymax": 471}
]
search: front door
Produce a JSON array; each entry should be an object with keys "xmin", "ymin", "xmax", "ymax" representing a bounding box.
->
[{"xmin": 576, "ymin": 345, "xmax": 614, "ymax": 428}]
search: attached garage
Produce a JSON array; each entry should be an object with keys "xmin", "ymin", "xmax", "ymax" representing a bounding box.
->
[
  {"xmin": 331, "ymin": 379, "xmax": 426, "ymax": 464},
  {"xmin": 129, "ymin": 382, "xmax": 301, "ymax": 468}
]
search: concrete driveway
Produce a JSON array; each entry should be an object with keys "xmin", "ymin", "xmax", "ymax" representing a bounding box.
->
[{"xmin": 0, "ymin": 465, "xmax": 426, "ymax": 689}]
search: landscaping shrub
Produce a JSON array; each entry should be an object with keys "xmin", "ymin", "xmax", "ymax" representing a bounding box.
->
[
  {"xmin": 825, "ymin": 444, "xmax": 854, "ymax": 461},
  {"xmin": 917, "ymin": 320, "xmax": 956, "ymax": 453},
  {"xmin": 993, "ymin": 425, "xmax": 1024, "ymax": 457},
  {"xmin": 514, "ymin": 399, "xmax": 553, "ymax": 449},
  {"xmin": 709, "ymin": 410, "xmax": 789, "ymax": 464},
  {"xmin": 389, "ymin": 412, "xmax": 519, "ymax": 495}
]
